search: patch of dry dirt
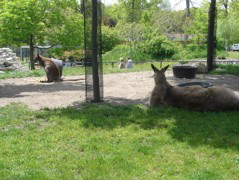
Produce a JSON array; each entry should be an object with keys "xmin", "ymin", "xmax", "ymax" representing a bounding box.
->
[{"xmin": 1, "ymin": 71, "xmax": 239, "ymax": 110}]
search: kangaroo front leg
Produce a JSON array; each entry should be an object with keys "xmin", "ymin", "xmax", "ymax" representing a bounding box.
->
[
  {"xmin": 44, "ymin": 66, "xmax": 54, "ymax": 82},
  {"xmin": 150, "ymin": 95, "xmax": 162, "ymax": 107}
]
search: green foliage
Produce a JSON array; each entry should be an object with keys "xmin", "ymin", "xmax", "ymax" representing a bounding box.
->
[
  {"xmin": 103, "ymin": 44, "xmax": 152, "ymax": 62},
  {"xmin": 216, "ymin": 50, "xmax": 228, "ymax": 59},
  {"xmin": 152, "ymin": 10, "xmax": 187, "ymax": 34},
  {"xmin": 103, "ymin": 43, "xmax": 209, "ymax": 61},
  {"xmin": 139, "ymin": 35, "xmax": 176, "ymax": 59},
  {"xmin": 217, "ymin": 15, "xmax": 239, "ymax": 48},
  {"xmin": 57, "ymin": 50, "xmax": 85, "ymax": 62},
  {"xmin": 185, "ymin": 5, "xmax": 209, "ymax": 45},
  {"xmin": 217, "ymin": 0, "xmax": 239, "ymax": 48},
  {"xmin": 227, "ymin": 52, "xmax": 239, "ymax": 59},
  {"xmin": 103, "ymin": 45, "xmax": 131, "ymax": 62},
  {"xmin": 0, "ymin": 103, "xmax": 239, "ymax": 178},
  {"xmin": 116, "ymin": 22, "xmax": 152, "ymax": 43},
  {"xmin": 211, "ymin": 64, "xmax": 239, "ymax": 75},
  {"xmin": 0, "ymin": 0, "xmax": 83, "ymax": 48},
  {"xmin": 101, "ymin": 26, "xmax": 121, "ymax": 53},
  {"xmin": 49, "ymin": 9, "xmax": 84, "ymax": 49},
  {"xmin": 118, "ymin": 0, "xmax": 148, "ymax": 23},
  {"xmin": 171, "ymin": 44, "xmax": 207, "ymax": 60}
]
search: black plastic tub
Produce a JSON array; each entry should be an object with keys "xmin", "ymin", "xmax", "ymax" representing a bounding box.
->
[{"xmin": 173, "ymin": 65, "xmax": 197, "ymax": 79}]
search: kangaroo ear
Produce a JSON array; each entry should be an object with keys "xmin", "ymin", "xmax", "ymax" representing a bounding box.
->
[
  {"xmin": 151, "ymin": 64, "xmax": 160, "ymax": 73},
  {"xmin": 161, "ymin": 65, "xmax": 169, "ymax": 72}
]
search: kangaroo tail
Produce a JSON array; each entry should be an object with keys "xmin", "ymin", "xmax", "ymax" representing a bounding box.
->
[{"xmin": 62, "ymin": 78, "xmax": 85, "ymax": 81}]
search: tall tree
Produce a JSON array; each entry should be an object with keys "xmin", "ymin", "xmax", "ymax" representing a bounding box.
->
[
  {"xmin": 185, "ymin": 6, "xmax": 208, "ymax": 45},
  {"xmin": 221, "ymin": 0, "xmax": 229, "ymax": 15},
  {"xmin": 0, "ymin": 0, "xmax": 83, "ymax": 69},
  {"xmin": 207, "ymin": 0, "xmax": 217, "ymax": 71},
  {"xmin": 186, "ymin": 0, "xmax": 191, "ymax": 17},
  {"xmin": 118, "ymin": 0, "xmax": 146, "ymax": 23},
  {"xmin": 217, "ymin": 0, "xmax": 239, "ymax": 48}
]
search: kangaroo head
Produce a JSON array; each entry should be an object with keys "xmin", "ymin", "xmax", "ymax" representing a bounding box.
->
[
  {"xmin": 151, "ymin": 64, "xmax": 169, "ymax": 85},
  {"xmin": 34, "ymin": 54, "xmax": 45, "ymax": 67}
]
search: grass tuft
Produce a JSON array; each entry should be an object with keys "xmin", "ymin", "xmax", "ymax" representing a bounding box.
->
[{"xmin": 211, "ymin": 64, "xmax": 239, "ymax": 75}]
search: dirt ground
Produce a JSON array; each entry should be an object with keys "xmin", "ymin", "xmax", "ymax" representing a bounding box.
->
[{"xmin": 1, "ymin": 71, "xmax": 239, "ymax": 110}]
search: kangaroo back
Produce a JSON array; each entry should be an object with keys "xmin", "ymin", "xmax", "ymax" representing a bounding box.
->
[
  {"xmin": 150, "ymin": 64, "xmax": 239, "ymax": 111},
  {"xmin": 35, "ymin": 54, "xmax": 61, "ymax": 82},
  {"xmin": 150, "ymin": 64, "xmax": 171, "ymax": 106}
]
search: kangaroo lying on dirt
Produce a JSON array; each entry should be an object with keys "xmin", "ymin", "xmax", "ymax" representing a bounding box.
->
[
  {"xmin": 150, "ymin": 64, "xmax": 239, "ymax": 111},
  {"xmin": 34, "ymin": 54, "xmax": 62, "ymax": 82}
]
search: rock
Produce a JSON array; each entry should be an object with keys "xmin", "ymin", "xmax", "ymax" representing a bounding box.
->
[
  {"xmin": 0, "ymin": 48, "xmax": 28, "ymax": 72},
  {"xmin": 193, "ymin": 62, "xmax": 208, "ymax": 73}
]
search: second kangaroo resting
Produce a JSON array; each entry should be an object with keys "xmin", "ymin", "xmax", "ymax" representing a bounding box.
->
[{"xmin": 150, "ymin": 64, "xmax": 239, "ymax": 111}]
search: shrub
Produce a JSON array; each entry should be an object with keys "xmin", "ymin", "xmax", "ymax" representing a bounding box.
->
[
  {"xmin": 172, "ymin": 44, "xmax": 207, "ymax": 60},
  {"xmin": 52, "ymin": 49, "xmax": 84, "ymax": 62},
  {"xmin": 139, "ymin": 35, "xmax": 176, "ymax": 59},
  {"xmin": 102, "ymin": 26, "xmax": 121, "ymax": 53},
  {"xmin": 103, "ymin": 44, "xmax": 152, "ymax": 62}
]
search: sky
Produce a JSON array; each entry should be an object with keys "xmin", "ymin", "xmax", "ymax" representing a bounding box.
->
[{"xmin": 102, "ymin": 0, "xmax": 204, "ymax": 10}]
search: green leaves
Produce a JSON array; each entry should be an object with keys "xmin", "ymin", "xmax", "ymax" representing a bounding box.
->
[
  {"xmin": 139, "ymin": 35, "xmax": 176, "ymax": 59},
  {"xmin": 0, "ymin": 0, "xmax": 83, "ymax": 48}
]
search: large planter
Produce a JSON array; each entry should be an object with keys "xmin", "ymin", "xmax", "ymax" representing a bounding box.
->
[{"xmin": 173, "ymin": 65, "xmax": 197, "ymax": 79}]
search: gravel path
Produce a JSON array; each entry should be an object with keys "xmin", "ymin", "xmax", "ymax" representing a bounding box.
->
[{"xmin": 1, "ymin": 71, "xmax": 239, "ymax": 110}]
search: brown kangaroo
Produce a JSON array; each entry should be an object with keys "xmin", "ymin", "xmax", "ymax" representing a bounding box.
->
[
  {"xmin": 150, "ymin": 64, "xmax": 239, "ymax": 111},
  {"xmin": 34, "ymin": 54, "xmax": 62, "ymax": 82}
]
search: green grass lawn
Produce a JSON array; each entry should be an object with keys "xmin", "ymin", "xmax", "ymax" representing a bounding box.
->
[{"xmin": 0, "ymin": 103, "xmax": 239, "ymax": 179}]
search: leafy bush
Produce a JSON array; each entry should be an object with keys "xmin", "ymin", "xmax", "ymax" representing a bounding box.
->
[
  {"xmin": 139, "ymin": 35, "xmax": 177, "ymax": 59},
  {"xmin": 103, "ymin": 44, "xmax": 152, "ymax": 62},
  {"xmin": 52, "ymin": 49, "xmax": 84, "ymax": 62},
  {"xmin": 172, "ymin": 44, "xmax": 207, "ymax": 60},
  {"xmin": 102, "ymin": 26, "xmax": 121, "ymax": 53}
]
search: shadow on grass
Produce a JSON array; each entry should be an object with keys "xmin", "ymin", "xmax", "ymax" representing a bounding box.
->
[{"xmin": 40, "ymin": 101, "xmax": 239, "ymax": 150}]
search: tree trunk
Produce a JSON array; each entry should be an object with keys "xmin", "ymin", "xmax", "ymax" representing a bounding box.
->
[
  {"xmin": 186, "ymin": 0, "xmax": 190, "ymax": 17},
  {"xmin": 29, "ymin": 34, "xmax": 35, "ymax": 70},
  {"xmin": 223, "ymin": 0, "xmax": 228, "ymax": 16},
  {"xmin": 207, "ymin": 0, "xmax": 217, "ymax": 72},
  {"xmin": 131, "ymin": 0, "xmax": 135, "ymax": 22},
  {"xmin": 91, "ymin": 0, "xmax": 100, "ymax": 102}
]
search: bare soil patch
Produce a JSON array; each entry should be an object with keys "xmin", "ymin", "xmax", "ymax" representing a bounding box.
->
[{"xmin": 1, "ymin": 71, "xmax": 239, "ymax": 110}]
